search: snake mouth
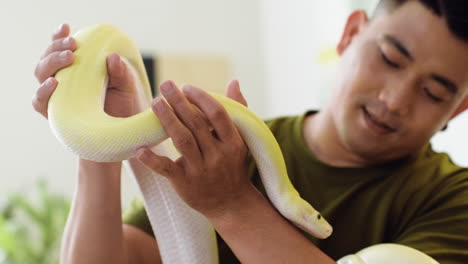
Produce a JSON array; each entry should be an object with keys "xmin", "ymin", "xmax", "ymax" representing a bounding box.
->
[{"xmin": 319, "ymin": 222, "xmax": 333, "ymax": 239}]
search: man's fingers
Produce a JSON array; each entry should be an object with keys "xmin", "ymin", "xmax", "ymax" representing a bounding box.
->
[
  {"xmin": 35, "ymin": 50, "xmax": 73, "ymax": 83},
  {"xmin": 52, "ymin": 24, "xmax": 70, "ymax": 41},
  {"xmin": 136, "ymin": 147, "xmax": 181, "ymax": 177},
  {"xmin": 34, "ymin": 24, "xmax": 74, "ymax": 83},
  {"xmin": 183, "ymin": 86, "xmax": 239, "ymax": 142},
  {"xmin": 41, "ymin": 37, "xmax": 77, "ymax": 60},
  {"xmin": 225, "ymin": 80, "xmax": 248, "ymax": 107},
  {"xmin": 32, "ymin": 77, "xmax": 58, "ymax": 119},
  {"xmin": 152, "ymin": 96, "xmax": 203, "ymax": 165},
  {"xmin": 160, "ymin": 81, "xmax": 216, "ymax": 156}
]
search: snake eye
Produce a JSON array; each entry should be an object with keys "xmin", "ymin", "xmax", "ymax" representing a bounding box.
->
[{"xmin": 317, "ymin": 214, "xmax": 322, "ymax": 220}]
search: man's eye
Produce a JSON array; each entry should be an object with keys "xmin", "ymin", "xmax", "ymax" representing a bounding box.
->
[
  {"xmin": 380, "ymin": 51, "xmax": 400, "ymax": 69},
  {"xmin": 423, "ymin": 87, "xmax": 444, "ymax": 103}
]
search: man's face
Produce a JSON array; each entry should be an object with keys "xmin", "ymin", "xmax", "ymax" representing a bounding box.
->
[{"xmin": 331, "ymin": 1, "xmax": 468, "ymax": 162}]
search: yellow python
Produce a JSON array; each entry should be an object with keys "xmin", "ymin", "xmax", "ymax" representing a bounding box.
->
[
  {"xmin": 49, "ymin": 24, "xmax": 441, "ymax": 264},
  {"xmin": 48, "ymin": 24, "xmax": 332, "ymax": 264}
]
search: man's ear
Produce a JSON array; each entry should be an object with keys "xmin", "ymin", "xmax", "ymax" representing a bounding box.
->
[
  {"xmin": 337, "ymin": 10, "xmax": 369, "ymax": 55},
  {"xmin": 450, "ymin": 96, "xmax": 468, "ymax": 119}
]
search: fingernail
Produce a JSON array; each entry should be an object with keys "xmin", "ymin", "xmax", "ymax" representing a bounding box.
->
[
  {"xmin": 182, "ymin": 85, "xmax": 193, "ymax": 94},
  {"xmin": 153, "ymin": 98, "xmax": 166, "ymax": 112},
  {"xmin": 161, "ymin": 81, "xmax": 174, "ymax": 94},
  {"xmin": 62, "ymin": 37, "xmax": 70, "ymax": 46},
  {"xmin": 136, "ymin": 148, "xmax": 149, "ymax": 161},
  {"xmin": 45, "ymin": 78, "xmax": 54, "ymax": 87},
  {"xmin": 55, "ymin": 24, "xmax": 64, "ymax": 34},
  {"xmin": 60, "ymin": 50, "xmax": 69, "ymax": 59}
]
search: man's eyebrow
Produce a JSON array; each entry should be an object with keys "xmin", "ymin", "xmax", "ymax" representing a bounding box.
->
[
  {"xmin": 383, "ymin": 34, "xmax": 413, "ymax": 61},
  {"xmin": 383, "ymin": 34, "xmax": 458, "ymax": 95},
  {"xmin": 431, "ymin": 74, "xmax": 458, "ymax": 94}
]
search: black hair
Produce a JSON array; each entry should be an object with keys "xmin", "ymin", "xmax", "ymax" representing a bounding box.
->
[{"xmin": 374, "ymin": 0, "xmax": 468, "ymax": 42}]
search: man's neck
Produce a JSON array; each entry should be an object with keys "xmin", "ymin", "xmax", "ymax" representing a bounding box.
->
[{"xmin": 303, "ymin": 110, "xmax": 371, "ymax": 168}]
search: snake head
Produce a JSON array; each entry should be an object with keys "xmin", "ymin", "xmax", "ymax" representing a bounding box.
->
[
  {"xmin": 288, "ymin": 203, "xmax": 333, "ymax": 239},
  {"xmin": 279, "ymin": 198, "xmax": 333, "ymax": 239},
  {"xmin": 303, "ymin": 210, "xmax": 333, "ymax": 239}
]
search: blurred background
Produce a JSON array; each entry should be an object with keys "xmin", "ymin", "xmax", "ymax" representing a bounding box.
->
[{"xmin": 0, "ymin": 0, "xmax": 466, "ymax": 262}]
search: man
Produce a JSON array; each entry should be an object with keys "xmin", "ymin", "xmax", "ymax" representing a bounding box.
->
[{"xmin": 33, "ymin": 0, "xmax": 468, "ymax": 263}]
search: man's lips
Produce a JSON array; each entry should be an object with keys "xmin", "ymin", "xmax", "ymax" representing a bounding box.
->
[{"xmin": 361, "ymin": 106, "xmax": 397, "ymax": 133}]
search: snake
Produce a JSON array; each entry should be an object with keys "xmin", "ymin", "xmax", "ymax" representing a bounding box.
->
[{"xmin": 48, "ymin": 24, "xmax": 333, "ymax": 263}]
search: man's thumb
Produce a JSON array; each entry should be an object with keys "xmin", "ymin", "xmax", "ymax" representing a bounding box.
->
[
  {"xmin": 226, "ymin": 80, "xmax": 248, "ymax": 107},
  {"xmin": 106, "ymin": 53, "xmax": 133, "ymax": 91}
]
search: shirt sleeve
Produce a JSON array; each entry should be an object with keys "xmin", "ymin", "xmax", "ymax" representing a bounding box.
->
[{"xmin": 393, "ymin": 171, "xmax": 468, "ymax": 264}]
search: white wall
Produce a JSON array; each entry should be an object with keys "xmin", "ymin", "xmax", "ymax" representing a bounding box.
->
[
  {"xmin": 0, "ymin": 0, "xmax": 265, "ymax": 205},
  {"xmin": 259, "ymin": 0, "xmax": 349, "ymax": 119},
  {"xmin": 432, "ymin": 113, "xmax": 468, "ymax": 167}
]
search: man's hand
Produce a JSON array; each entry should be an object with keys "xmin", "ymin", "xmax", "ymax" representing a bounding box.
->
[
  {"xmin": 32, "ymin": 23, "xmax": 137, "ymax": 119},
  {"xmin": 33, "ymin": 24, "xmax": 76, "ymax": 119},
  {"xmin": 136, "ymin": 80, "xmax": 252, "ymax": 218}
]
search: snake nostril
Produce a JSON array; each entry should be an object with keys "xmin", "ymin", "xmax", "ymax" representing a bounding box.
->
[{"xmin": 317, "ymin": 214, "xmax": 322, "ymax": 220}]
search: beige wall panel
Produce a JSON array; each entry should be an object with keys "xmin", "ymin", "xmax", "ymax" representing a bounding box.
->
[{"xmin": 155, "ymin": 55, "xmax": 230, "ymax": 95}]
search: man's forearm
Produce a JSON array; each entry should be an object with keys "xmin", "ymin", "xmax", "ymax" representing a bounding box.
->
[
  {"xmin": 208, "ymin": 185, "xmax": 335, "ymax": 264},
  {"xmin": 60, "ymin": 159, "xmax": 128, "ymax": 264}
]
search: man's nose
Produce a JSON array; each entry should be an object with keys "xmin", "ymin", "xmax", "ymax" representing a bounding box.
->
[{"xmin": 377, "ymin": 79, "xmax": 415, "ymax": 116}]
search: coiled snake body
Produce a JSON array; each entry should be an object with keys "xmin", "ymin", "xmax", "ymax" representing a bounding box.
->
[{"xmin": 49, "ymin": 24, "xmax": 332, "ymax": 263}]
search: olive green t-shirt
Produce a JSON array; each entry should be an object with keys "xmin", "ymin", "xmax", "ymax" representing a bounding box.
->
[{"xmin": 123, "ymin": 111, "xmax": 468, "ymax": 263}]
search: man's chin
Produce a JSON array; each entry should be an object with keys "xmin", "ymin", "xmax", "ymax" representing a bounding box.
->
[{"xmin": 342, "ymin": 131, "xmax": 391, "ymax": 161}]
